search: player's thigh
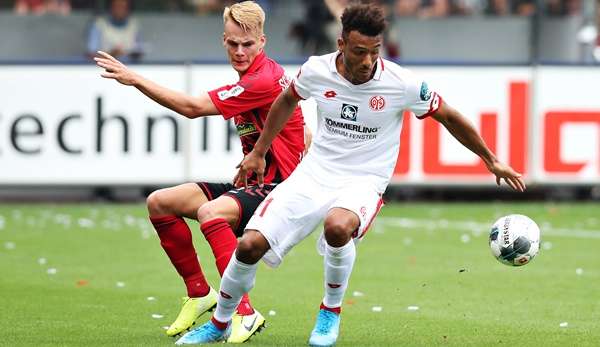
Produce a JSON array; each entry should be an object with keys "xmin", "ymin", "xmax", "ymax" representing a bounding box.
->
[
  {"xmin": 246, "ymin": 180, "xmax": 328, "ymax": 267},
  {"xmin": 197, "ymin": 195, "xmax": 240, "ymax": 227},
  {"xmin": 220, "ymin": 184, "xmax": 277, "ymax": 237},
  {"xmin": 330, "ymin": 183, "xmax": 384, "ymax": 240},
  {"xmin": 147, "ymin": 182, "xmax": 235, "ymax": 219}
]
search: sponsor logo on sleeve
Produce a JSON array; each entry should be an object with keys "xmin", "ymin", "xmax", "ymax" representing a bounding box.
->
[
  {"xmin": 419, "ymin": 82, "xmax": 432, "ymax": 101},
  {"xmin": 341, "ymin": 103, "xmax": 358, "ymax": 121},
  {"xmin": 217, "ymin": 85, "xmax": 245, "ymax": 100}
]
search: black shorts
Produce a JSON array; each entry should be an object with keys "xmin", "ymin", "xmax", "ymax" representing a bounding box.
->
[{"xmin": 196, "ymin": 182, "xmax": 276, "ymax": 237}]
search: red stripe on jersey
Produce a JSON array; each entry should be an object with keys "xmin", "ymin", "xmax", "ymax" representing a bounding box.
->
[
  {"xmin": 290, "ymin": 81, "xmax": 305, "ymax": 100},
  {"xmin": 416, "ymin": 93, "xmax": 443, "ymax": 119}
]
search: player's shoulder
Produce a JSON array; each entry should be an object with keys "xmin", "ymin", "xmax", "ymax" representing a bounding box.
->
[
  {"xmin": 380, "ymin": 58, "xmax": 418, "ymax": 84},
  {"xmin": 240, "ymin": 57, "xmax": 284, "ymax": 91},
  {"xmin": 300, "ymin": 52, "xmax": 337, "ymax": 76}
]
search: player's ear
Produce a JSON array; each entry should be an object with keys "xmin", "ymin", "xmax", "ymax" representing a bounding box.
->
[
  {"xmin": 337, "ymin": 37, "xmax": 345, "ymax": 52},
  {"xmin": 259, "ymin": 34, "xmax": 266, "ymax": 49},
  {"xmin": 222, "ymin": 33, "xmax": 226, "ymax": 47}
]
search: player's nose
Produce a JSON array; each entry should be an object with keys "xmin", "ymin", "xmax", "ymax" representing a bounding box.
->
[
  {"xmin": 235, "ymin": 45, "xmax": 245, "ymax": 56},
  {"xmin": 361, "ymin": 54, "xmax": 375, "ymax": 68}
]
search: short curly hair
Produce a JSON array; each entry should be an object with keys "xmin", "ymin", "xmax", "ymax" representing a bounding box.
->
[{"xmin": 341, "ymin": 3, "xmax": 387, "ymax": 38}]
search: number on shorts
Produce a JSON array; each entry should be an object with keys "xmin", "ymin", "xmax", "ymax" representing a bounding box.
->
[{"xmin": 259, "ymin": 197, "xmax": 274, "ymax": 217}]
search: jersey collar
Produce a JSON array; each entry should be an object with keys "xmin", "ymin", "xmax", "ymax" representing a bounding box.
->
[
  {"xmin": 244, "ymin": 51, "xmax": 267, "ymax": 75},
  {"xmin": 329, "ymin": 51, "xmax": 384, "ymax": 82}
]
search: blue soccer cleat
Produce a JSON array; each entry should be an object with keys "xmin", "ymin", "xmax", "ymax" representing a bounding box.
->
[
  {"xmin": 308, "ymin": 309, "xmax": 340, "ymax": 347},
  {"xmin": 175, "ymin": 320, "xmax": 230, "ymax": 345}
]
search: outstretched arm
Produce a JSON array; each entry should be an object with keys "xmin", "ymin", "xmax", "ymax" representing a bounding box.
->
[
  {"xmin": 431, "ymin": 101, "xmax": 526, "ymax": 192},
  {"xmin": 234, "ymin": 86, "xmax": 300, "ymax": 187},
  {"xmin": 94, "ymin": 51, "xmax": 218, "ymax": 118}
]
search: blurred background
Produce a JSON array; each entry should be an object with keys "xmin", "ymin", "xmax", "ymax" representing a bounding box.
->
[{"xmin": 0, "ymin": 0, "xmax": 599, "ymax": 202}]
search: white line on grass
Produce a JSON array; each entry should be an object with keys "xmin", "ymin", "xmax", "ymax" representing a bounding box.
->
[{"xmin": 376, "ymin": 217, "xmax": 600, "ymax": 239}]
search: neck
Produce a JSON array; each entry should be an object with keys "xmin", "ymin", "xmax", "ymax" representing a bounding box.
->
[{"xmin": 335, "ymin": 53, "xmax": 375, "ymax": 85}]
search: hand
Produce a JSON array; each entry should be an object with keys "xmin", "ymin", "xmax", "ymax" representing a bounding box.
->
[
  {"xmin": 234, "ymin": 150, "xmax": 266, "ymax": 188},
  {"xmin": 94, "ymin": 51, "xmax": 138, "ymax": 86},
  {"xmin": 488, "ymin": 161, "xmax": 526, "ymax": 192}
]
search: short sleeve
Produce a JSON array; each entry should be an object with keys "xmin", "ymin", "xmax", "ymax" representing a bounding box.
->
[
  {"xmin": 208, "ymin": 74, "xmax": 275, "ymax": 120},
  {"xmin": 290, "ymin": 60, "xmax": 314, "ymax": 100},
  {"xmin": 405, "ymin": 75, "xmax": 443, "ymax": 119}
]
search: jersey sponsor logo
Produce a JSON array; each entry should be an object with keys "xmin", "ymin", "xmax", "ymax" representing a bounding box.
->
[
  {"xmin": 369, "ymin": 95, "xmax": 385, "ymax": 111},
  {"xmin": 217, "ymin": 85, "xmax": 245, "ymax": 100},
  {"xmin": 420, "ymin": 82, "xmax": 432, "ymax": 101},
  {"xmin": 324, "ymin": 90, "xmax": 337, "ymax": 98},
  {"xmin": 236, "ymin": 123, "xmax": 258, "ymax": 137},
  {"xmin": 341, "ymin": 103, "xmax": 358, "ymax": 121},
  {"xmin": 324, "ymin": 117, "xmax": 379, "ymax": 134}
]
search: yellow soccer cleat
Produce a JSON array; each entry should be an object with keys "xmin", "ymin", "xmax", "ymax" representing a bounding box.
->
[
  {"xmin": 227, "ymin": 309, "xmax": 266, "ymax": 343},
  {"xmin": 166, "ymin": 287, "xmax": 218, "ymax": 337}
]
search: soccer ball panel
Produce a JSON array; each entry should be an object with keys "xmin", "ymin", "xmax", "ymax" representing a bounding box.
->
[{"xmin": 489, "ymin": 214, "xmax": 540, "ymax": 267}]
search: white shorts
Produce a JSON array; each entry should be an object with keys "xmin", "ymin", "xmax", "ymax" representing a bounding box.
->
[{"xmin": 245, "ymin": 169, "xmax": 384, "ymax": 268}]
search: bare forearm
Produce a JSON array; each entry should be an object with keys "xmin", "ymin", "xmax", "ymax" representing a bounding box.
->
[
  {"xmin": 254, "ymin": 89, "xmax": 298, "ymax": 156},
  {"xmin": 440, "ymin": 108, "xmax": 497, "ymax": 168},
  {"xmin": 133, "ymin": 76, "xmax": 205, "ymax": 118}
]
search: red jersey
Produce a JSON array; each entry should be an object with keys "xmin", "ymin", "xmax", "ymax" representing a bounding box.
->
[{"xmin": 208, "ymin": 51, "xmax": 305, "ymax": 185}]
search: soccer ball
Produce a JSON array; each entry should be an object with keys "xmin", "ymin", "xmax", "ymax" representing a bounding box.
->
[{"xmin": 489, "ymin": 214, "xmax": 540, "ymax": 266}]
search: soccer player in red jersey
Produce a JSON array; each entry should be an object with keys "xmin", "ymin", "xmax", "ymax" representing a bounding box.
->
[{"xmin": 94, "ymin": 1, "xmax": 306, "ymax": 342}]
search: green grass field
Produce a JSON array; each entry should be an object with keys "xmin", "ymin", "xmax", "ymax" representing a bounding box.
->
[{"xmin": 1, "ymin": 202, "xmax": 599, "ymax": 346}]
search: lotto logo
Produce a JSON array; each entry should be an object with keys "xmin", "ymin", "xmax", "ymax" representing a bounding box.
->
[{"xmin": 324, "ymin": 90, "xmax": 337, "ymax": 98}]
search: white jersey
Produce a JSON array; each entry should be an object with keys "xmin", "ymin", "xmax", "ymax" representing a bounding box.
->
[{"xmin": 291, "ymin": 52, "xmax": 442, "ymax": 193}]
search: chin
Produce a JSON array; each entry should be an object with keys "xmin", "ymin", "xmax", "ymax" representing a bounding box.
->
[{"xmin": 233, "ymin": 64, "xmax": 249, "ymax": 73}]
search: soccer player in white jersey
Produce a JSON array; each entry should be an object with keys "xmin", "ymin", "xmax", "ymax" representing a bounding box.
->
[{"xmin": 176, "ymin": 3, "xmax": 526, "ymax": 346}]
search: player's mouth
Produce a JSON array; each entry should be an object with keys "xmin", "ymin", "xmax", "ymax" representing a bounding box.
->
[{"xmin": 358, "ymin": 68, "xmax": 371, "ymax": 77}]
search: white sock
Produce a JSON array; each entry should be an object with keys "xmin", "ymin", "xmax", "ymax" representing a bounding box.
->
[
  {"xmin": 322, "ymin": 241, "xmax": 356, "ymax": 309},
  {"xmin": 213, "ymin": 256, "xmax": 258, "ymax": 323}
]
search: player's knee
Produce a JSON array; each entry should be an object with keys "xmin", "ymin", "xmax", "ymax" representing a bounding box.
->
[
  {"xmin": 146, "ymin": 190, "xmax": 170, "ymax": 215},
  {"xmin": 236, "ymin": 233, "xmax": 268, "ymax": 264},
  {"xmin": 196, "ymin": 202, "xmax": 218, "ymax": 224},
  {"xmin": 324, "ymin": 218, "xmax": 354, "ymax": 246}
]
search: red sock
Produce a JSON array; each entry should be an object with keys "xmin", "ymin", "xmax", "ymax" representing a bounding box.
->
[
  {"xmin": 151, "ymin": 215, "xmax": 210, "ymax": 298},
  {"xmin": 320, "ymin": 302, "xmax": 341, "ymax": 314},
  {"xmin": 201, "ymin": 218, "xmax": 254, "ymax": 315},
  {"xmin": 211, "ymin": 316, "xmax": 228, "ymax": 330}
]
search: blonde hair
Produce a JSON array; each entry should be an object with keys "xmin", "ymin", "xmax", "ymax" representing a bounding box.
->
[{"xmin": 223, "ymin": 1, "xmax": 265, "ymax": 36}]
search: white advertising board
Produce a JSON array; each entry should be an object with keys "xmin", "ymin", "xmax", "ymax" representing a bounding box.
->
[{"xmin": 0, "ymin": 64, "xmax": 598, "ymax": 185}]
